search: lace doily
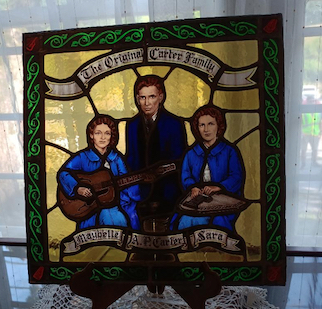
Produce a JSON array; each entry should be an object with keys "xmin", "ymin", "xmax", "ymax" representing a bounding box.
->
[{"xmin": 31, "ymin": 284, "xmax": 278, "ymax": 309}]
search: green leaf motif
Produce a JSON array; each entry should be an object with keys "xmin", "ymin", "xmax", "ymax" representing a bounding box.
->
[
  {"xmin": 26, "ymin": 56, "xmax": 43, "ymax": 262},
  {"xmin": 151, "ymin": 21, "xmax": 257, "ymax": 41},
  {"xmin": 264, "ymin": 39, "xmax": 280, "ymax": 149},
  {"xmin": 179, "ymin": 267, "xmax": 204, "ymax": 281},
  {"xmin": 50, "ymin": 267, "xmax": 75, "ymax": 280},
  {"xmin": 265, "ymin": 154, "xmax": 282, "ymax": 261},
  {"xmin": 26, "ymin": 56, "xmax": 40, "ymax": 157},
  {"xmin": 211, "ymin": 267, "xmax": 261, "ymax": 282},
  {"xmin": 44, "ymin": 28, "xmax": 144, "ymax": 48},
  {"xmin": 28, "ymin": 162, "xmax": 43, "ymax": 262},
  {"xmin": 49, "ymin": 267, "xmax": 147, "ymax": 282},
  {"xmin": 91, "ymin": 267, "xmax": 125, "ymax": 281}
]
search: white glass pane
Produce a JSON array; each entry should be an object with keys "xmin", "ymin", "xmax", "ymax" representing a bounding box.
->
[
  {"xmin": 0, "ymin": 121, "xmax": 23, "ymax": 174},
  {"xmin": 0, "ymin": 179, "xmax": 25, "ymax": 238},
  {"xmin": 0, "ymin": 57, "xmax": 14, "ymax": 114},
  {"xmin": 305, "ymin": 0, "xmax": 322, "ymax": 28}
]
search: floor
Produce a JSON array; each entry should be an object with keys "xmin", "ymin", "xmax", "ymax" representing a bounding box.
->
[{"xmin": 1, "ymin": 245, "xmax": 322, "ymax": 308}]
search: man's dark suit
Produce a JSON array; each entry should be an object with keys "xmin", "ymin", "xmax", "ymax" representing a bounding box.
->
[{"xmin": 126, "ymin": 108, "xmax": 187, "ymax": 216}]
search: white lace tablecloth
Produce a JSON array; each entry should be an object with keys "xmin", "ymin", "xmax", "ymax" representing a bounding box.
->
[{"xmin": 31, "ymin": 284, "xmax": 278, "ymax": 309}]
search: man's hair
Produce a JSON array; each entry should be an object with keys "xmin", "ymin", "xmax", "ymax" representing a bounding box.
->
[
  {"xmin": 86, "ymin": 115, "xmax": 118, "ymax": 147},
  {"xmin": 135, "ymin": 75, "xmax": 166, "ymax": 99},
  {"xmin": 191, "ymin": 105, "xmax": 226, "ymax": 140}
]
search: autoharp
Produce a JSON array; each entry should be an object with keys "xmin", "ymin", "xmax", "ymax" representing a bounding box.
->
[{"xmin": 179, "ymin": 191, "xmax": 250, "ymax": 215}]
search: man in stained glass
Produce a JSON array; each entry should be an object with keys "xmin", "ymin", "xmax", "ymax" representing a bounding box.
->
[{"xmin": 126, "ymin": 75, "xmax": 187, "ymax": 230}]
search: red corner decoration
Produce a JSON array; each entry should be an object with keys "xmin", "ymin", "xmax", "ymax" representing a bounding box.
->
[
  {"xmin": 33, "ymin": 266, "xmax": 44, "ymax": 281},
  {"xmin": 267, "ymin": 266, "xmax": 282, "ymax": 282},
  {"xmin": 26, "ymin": 37, "xmax": 40, "ymax": 52},
  {"xmin": 263, "ymin": 19, "xmax": 278, "ymax": 34}
]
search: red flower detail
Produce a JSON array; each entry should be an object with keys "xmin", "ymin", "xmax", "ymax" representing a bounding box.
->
[
  {"xmin": 33, "ymin": 266, "xmax": 44, "ymax": 280},
  {"xmin": 264, "ymin": 19, "xmax": 278, "ymax": 33},
  {"xmin": 26, "ymin": 37, "xmax": 39, "ymax": 52},
  {"xmin": 267, "ymin": 266, "xmax": 281, "ymax": 282}
]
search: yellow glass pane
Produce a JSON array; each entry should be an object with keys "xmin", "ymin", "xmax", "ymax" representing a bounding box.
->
[
  {"xmin": 118, "ymin": 121, "xmax": 126, "ymax": 155},
  {"xmin": 46, "ymin": 146, "xmax": 70, "ymax": 209},
  {"xmin": 63, "ymin": 246, "xmax": 127, "ymax": 262},
  {"xmin": 236, "ymin": 203, "xmax": 261, "ymax": 261},
  {"xmin": 45, "ymin": 98, "xmax": 95, "ymax": 153},
  {"xmin": 137, "ymin": 66, "xmax": 171, "ymax": 77},
  {"xmin": 45, "ymin": 50, "xmax": 111, "ymax": 79},
  {"xmin": 90, "ymin": 69, "xmax": 138, "ymax": 118},
  {"xmin": 48, "ymin": 207, "xmax": 76, "ymax": 262},
  {"xmin": 189, "ymin": 41, "xmax": 258, "ymax": 68},
  {"xmin": 225, "ymin": 113, "xmax": 260, "ymax": 142},
  {"xmin": 214, "ymin": 89, "xmax": 259, "ymax": 110},
  {"xmin": 238, "ymin": 130, "xmax": 261, "ymax": 200},
  {"xmin": 185, "ymin": 121, "xmax": 194, "ymax": 146},
  {"xmin": 165, "ymin": 68, "xmax": 211, "ymax": 117},
  {"xmin": 178, "ymin": 250, "xmax": 244, "ymax": 262}
]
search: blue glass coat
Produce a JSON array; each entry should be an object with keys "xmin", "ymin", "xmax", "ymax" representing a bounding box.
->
[
  {"xmin": 58, "ymin": 148, "xmax": 141, "ymax": 230},
  {"xmin": 174, "ymin": 141, "xmax": 244, "ymax": 230},
  {"xmin": 126, "ymin": 108, "xmax": 187, "ymax": 214}
]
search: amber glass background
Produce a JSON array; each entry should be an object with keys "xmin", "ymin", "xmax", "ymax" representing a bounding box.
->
[{"xmin": 44, "ymin": 40, "xmax": 261, "ymax": 262}]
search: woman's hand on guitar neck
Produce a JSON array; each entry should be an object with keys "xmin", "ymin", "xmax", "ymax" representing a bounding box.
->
[{"xmin": 77, "ymin": 186, "xmax": 93, "ymax": 198}]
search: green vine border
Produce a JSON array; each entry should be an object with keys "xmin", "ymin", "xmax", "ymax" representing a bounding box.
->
[
  {"xmin": 264, "ymin": 39, "xmax": 280, "ymax": 148},
  {"xmin": 211, "ymin": 267, "xmax": 262, "ymax": 282},
  {"xmin": 49, "ymin": 266, "xmax": 261, "ymax": 283},
  {"xmin": 265, "ymin": 154, "xmax": 282, "ymax": 261},
  {"xmin": 172, "ymin": 266, "xmax": 261, "ymax": 282},
  {"xmin": 150, "ymin": 21, "xmax": 257, "ymax": 41},
  {"xmin": 50, "ymin": 267, "xmax": 147, "ymax": 281},
  {"xmin": 26, "ymin": 55, "xmax": 43, "ymax": 262},
  {"xmin": 28, "ymin": 162, "xmax": 43, "ymax": 262},
  {"xmin": 27, "ymin": 56, "xmax": 41, "ymax": 157},
  {"xmin": 44, "ymin": 28, "xmax": 144, "ymax": 49}
]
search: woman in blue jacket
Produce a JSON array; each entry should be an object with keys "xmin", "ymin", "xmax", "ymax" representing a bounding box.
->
[
  {"xmin": 58, "ymin": 115, "xmax": 141, "ymax": 230},
  {"xmin": 172, "ymin": 105, "xmax": 245, "ymax": 231}
]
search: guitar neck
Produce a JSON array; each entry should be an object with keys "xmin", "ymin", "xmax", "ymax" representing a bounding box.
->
[
  {"xmin": 116, "ymin": 163, "xmax": 177, "ymax": 188},
  {"xmin": 117, "ymin": 173, "xmax": 146, "ymax": 188}
]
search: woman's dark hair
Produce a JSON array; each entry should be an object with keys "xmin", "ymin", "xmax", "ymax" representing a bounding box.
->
[
  {"xmin": 191, "ymin": 105, "xmax": 226, "ymax": 140},
  {"xmin": 86, "ymin": 115, "xmax": 119, "ymax": 147}
]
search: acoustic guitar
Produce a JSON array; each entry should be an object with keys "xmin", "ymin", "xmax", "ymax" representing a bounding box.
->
[{"xmin": 57, "ymin": 163, "xmax": 176, "ymax": 221}]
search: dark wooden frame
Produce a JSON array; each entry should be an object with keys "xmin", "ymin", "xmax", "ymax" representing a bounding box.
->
[{"xmin": 23, "ymin": 14, "xmax": 286, "ymax": 286}]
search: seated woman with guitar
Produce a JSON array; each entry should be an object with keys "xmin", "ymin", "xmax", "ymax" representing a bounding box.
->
[
  {"xmin": 170, "ymin": 105, "xmax": 245, "ymax": 231},
  {"xmin": 58, "ymin": 115, "xmax": 141, "ymax": 230}
]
